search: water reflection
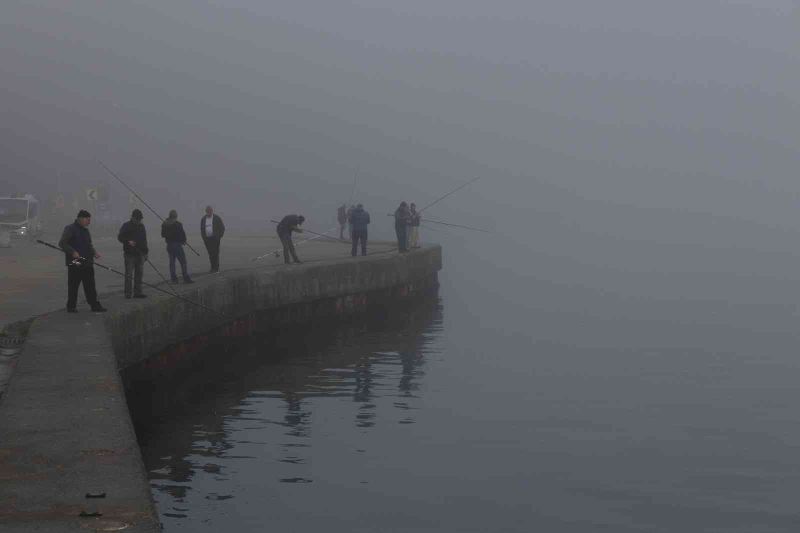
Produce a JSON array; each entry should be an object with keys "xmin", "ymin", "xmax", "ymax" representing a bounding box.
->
[{"xmin": 127, "ymin": 299, "xmax": 443, "ymax": 529}]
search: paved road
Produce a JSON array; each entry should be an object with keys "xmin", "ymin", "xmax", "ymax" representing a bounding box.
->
[{"xmin": 0, "ymin": 228, "xmax": 398, "ymax": 331}]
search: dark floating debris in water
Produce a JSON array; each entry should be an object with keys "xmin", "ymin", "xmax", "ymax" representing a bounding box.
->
[
  {"xmin": 205, "ymin": 493, "xmax": 234, "ymax": 501},
  {"xmin": 279, "ymin": 477, "xmax": 313, "ymax": 484},
  {"xmin": 202, "ymin": 463, "xmax": 221, "ymax": 474}
]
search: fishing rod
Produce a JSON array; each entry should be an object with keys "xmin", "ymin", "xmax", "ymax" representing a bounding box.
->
[
  {"xmin": 347, "ymin": 168, "xmax": 359, "ymax": 205},
  {"xmin": 37, "ymin": 240, "xmax": 225, "ymax": 317},
  {"xmin": 125, "ymin": 243, "xmax": 180, "ymax": 296},
  {"xmin": 384, "ymin": 212, "xmax": 490, "ymax": 232},
  {"xmin": 420, "ymin": 218, "xmax": 494, "ymax": 233},
  {"xmin": 144, "ymin": 257, "xmax": 179, "ymax": 296},
  {"xmin": 96, "ymin": 159, "xmax": 202, "ymax": 257},
  {"xmin": 418, "ymin": 176, "xmax": 480, "ymax": 213},
  {"xmin": 252, "ymin": 225, "xmax": 339, "ymax": 262},
  {"xmin": 268, "ymin": 220, "xmax": 351, "ymax": 244}
]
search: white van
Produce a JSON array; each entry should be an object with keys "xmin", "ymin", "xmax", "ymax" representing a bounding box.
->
[{"xmin": 0, "ymin": 195, "xmax": 42, "ymax": 241}]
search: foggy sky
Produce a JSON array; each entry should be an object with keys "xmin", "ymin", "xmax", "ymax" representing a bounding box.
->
[{"xmin": 1, "ymin": 0, "xmax": 798, "ymax": 237}]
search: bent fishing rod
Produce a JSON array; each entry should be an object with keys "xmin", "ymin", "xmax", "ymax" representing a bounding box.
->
[
  {"xmin": 37, "ymin": 240, "xmax": 224, "ymax": 317},
  {"xmin": 96, "ymin": 159, "xmax": 202, "ymax": 257}
]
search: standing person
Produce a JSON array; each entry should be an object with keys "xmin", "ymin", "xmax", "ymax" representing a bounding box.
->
[
  {"xmin": 117, "ymin": 209, "xmax": 148, "ymax": 299},
  {"xmin": 394, "ymin": 202, "xmax": 411, "ymax": 253},
  {"xmin": 349, "ymin": 203, "xmax": 370, "ymax": 256},
  {"xmin": 58, "ymin": 210, "xmax": 106, "ymax": 313},
  {"xmin": 408, "ymin": 203, "xmax": 421, "ymax": 249},
  {"xmin": 200, "ymin": 205, "xmax": 225, "ymax": 273},
  {"xmin": 346, "ymin": 204, "xmax": 355, "ymax": 240},
  {"xmin": 276, "ymin": 214, "xmax": 305, "ymax": 264},
  {"xmin": 337, "ymin": 204, "xmax": 348, "ymax": 240},
  {"xmin": 161, "ymin": 210, "xmax": 194, "ymax": 284}
]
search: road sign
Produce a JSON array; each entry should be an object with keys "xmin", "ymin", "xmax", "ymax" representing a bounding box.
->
[{"xmin": 86, "ymin": 188, "xmax": 98, "ymax": 201}]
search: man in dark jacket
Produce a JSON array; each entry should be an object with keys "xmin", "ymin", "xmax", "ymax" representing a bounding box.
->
[
  {"xmin": 349, "ymin": 204, "xmax": 370, "ymax": 256},
  {"xmin": 200, "ymin": 205, "xmax": 225, "ymax": 273},
  {"xmin": 118, "ymin": 209, "xmax": 148, "ymax": 298},
  {"xmin": 58, "ymin": 210, "xmax": 106, "ymax": 312},
  {"xmin": 276, "ymin": 214, "xmax": 305, "ymax": 264},
  {"xmin": 161, "ymin": 209, "xmax": 193, "ymax": 284}
]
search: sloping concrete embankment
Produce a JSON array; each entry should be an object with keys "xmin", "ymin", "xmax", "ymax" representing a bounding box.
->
[{"xmin": 0, "ymin": 247, "xmax": 441, "ymax": 532}]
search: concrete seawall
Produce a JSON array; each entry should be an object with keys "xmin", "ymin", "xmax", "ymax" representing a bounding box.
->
[{"xmin": 0, "ymin": 246, "xmax": 442, "ymax": 532}]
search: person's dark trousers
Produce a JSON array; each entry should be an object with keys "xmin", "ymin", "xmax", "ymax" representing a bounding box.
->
[
  {"xmin": 395, "ymin": 224, "xmax": 408, "ymax": 252},
  {"xmin": 124, "ymin": 254, "xmax": 145, "ymax": 297},
  {"xmin": 203, "ymin": 236, "xmax": 221, "ymax": 272},
  {"xmin": 279, "ymin": 232, "xmax": 300, "ymax": 263},
  {"xmin": 66, "ymin": 264, "xmax": 99, "ymax": 310},
  {"xmin": 167, "ymin": 242, "xmax": 190, "ymax": 281},
  {"xmin": 352, "ymin": 229, "xmax": 367, "ymax": 256}
]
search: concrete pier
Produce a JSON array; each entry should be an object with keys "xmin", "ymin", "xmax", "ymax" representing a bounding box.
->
[{"xmin": 0, "ymin": 240, "xmax": 441, "ymax": 532}]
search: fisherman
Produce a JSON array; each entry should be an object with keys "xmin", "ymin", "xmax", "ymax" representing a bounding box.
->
[
  {"xmin": 200, "ymin": 205, "xmax": 225, "ymax": 273},
  {"xmin": 337, "ymin": 203, "xmax": 348, "ymax": 240},
  {"xmin": 58, "ymin": 210, "xmax": 106, "ymax": 313},
  {"xmin": 161, "ymin": 209, "xmax": 194, "ymax": 284},
  {"xmin": 276, "ymin": 214, "xmax": 305, "ymax": 264},
  {"xmin": 394, "ymin": 201, "xmax": 411, "ymax": 253},
  {"xmin": 408, "ymin": 202, "xmax": 421, "ymax": 249},
  {"xmin": 349, "ymin": 203, "xmax": 370, "ymax": 257},
  {"xmin": 117, "ymin": 208, "xmax": 148, "ymax": 299}
]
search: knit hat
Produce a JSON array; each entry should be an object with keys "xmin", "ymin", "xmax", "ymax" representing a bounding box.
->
[
  {"xmin": 131, "ymin": 209, "xmax": 144, "ymax": 221},
  {"xmin": 77, "ymin": 210, "xmax": 91, "ymax": 219}
]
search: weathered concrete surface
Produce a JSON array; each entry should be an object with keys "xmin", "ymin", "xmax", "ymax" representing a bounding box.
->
[
  {"xmin": 0, "ymin": 244, "xmax": 441, "ymax": 532},
  {"xmin": 110, "ymin": 246, "xmax": 442, "ymax": 369},
  {"xmin": 0, "ymin": 231, "xmax": 399, "ymax": 331},
  {"xmin": 0, "ymin": 313, "xmax": 159, "ymax": 532}
]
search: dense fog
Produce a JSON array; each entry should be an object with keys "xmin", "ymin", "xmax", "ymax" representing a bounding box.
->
[{"xmin": 2, "ymin": 0, "xmax": 798, "ymax": 258}]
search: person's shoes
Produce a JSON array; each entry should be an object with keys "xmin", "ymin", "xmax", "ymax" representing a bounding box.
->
[
  {"xmin": 133, "ymin": 294, "xmax": 147, "ymax": 299},
  {"xmin": 294, "ymin": 260, "xmax": 303, "ymax": 264},
  {"xmin": 183, "ymin": 278, "xmax": 194, "ymax": 284},
  {"xmin": 170, "ymin": 278, "xmax": 179, "ymax": 283},
  {"xmin": 124, "ymin": 294, "xmax": 132, "ymax": 299},
  {"xmin": 66, "ymin": 308, "xmax": 77, "ymax": 313},
  {"xmin": 91, "ymin": 305, "xmax": 107, "ymax": 313}
]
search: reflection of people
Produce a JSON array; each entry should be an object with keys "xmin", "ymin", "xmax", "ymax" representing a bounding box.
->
[
  {"xmin": 394, "ymin": 202, "xmax": 411, "ymax": 253},
  {"xmin": 276, "ymin": 214, "xmax": 305, "ymax": 264},
  {"xmin": 117, "ymin": 209, "xmax": 148, "ymax": 298},
  {"xmin": 349, "ymin": 204, "xmax": 370, "ymax": 256},
  {"xmin": 58, "ymin": 210, "xmax": 106, "ymax": 313},
  {"xmin": 408, "ymin": 203, "xmax": 421, "ymax": 249},
  {"xmin": 200, "ymin": 205, "xmax": 225, "ymax": 273},
  {"xmin": 161, "ymin": 210, "xmax": 194, "ymax": 284}
]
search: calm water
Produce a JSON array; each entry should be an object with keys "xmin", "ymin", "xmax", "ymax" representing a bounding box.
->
[{"xmin": 130, "ymin": 232, "xmax": 800, "ymax": 532}]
